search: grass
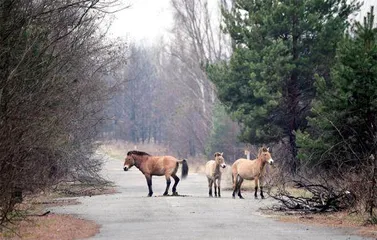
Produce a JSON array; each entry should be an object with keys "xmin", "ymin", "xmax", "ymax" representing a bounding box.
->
[
  {"xmin": 98, "ymin": 140, "xmax": 170, "ymax": 161},
  {"xmin": 268, "ymin": 210, "xmax": 377, "ymax": 239},
  {"xmin": 0, "ymin": 214, "xmax": 99, "ymax": 240}
]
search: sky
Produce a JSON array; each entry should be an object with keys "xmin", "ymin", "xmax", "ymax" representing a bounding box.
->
[
  {"xmin": 108, "ymin": 0, "xmax": 376, "ymax": 43},
  {"xmin": 108, "ymin": 0, "xmax": 173, "ymax": 43}
]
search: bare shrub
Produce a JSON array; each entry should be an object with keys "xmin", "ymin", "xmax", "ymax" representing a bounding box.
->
[{"xmin": 0, "ymin": 0, "xmax": 127, "ymax": 227}]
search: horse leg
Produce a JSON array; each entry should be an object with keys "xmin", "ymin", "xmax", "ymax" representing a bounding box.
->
[
  {"xmin": 237, "ymin": 175, "xmax": 244, "ymax": 199},
  {"xmin": 260, "ymin": 178, "xmax": 265, "ymax": 199},
  {"xmin": 163, "ymin": 175, "xmax": 171, "ymax": 196},
  {"xmin": 208, "ymin": 178, "xmax": 213, "ymax": 197},
  {"xmin": 254, "ymin": 179, "xmax": 258, "ymax": 199},
  {"xmin": 145, "ymin": 174, "xmax": 153, "ymax": 197},
  {"xmin": 232, "ymin": 174, "xmax": 237, "ymax": 198},
  {"xmin": 172, "ymin": 174, "xmax": 180, "ymax": 196},
  {"xmin": 217, "ymin": 178, "xmax": 221, "ymax": 198},
  {"xmin": 214, "ymin": 178, "xmax": 218, "ymax": 197}
]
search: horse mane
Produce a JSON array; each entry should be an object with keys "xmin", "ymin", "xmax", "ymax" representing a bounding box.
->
[
  {"xmin": 214, "ymin": 152, "xmax": 222, "ymax": 157},
  {"xmin": 258, "ymin": 147, "xmax": 269, "ymax": 156},
  {"xmin": 127, "ymin": 150, "xmax": 151, "ymax": 156}
]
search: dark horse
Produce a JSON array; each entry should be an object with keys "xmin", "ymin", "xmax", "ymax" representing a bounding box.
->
[{"xmin": 123, "ymin": 151, "xmax": 189, "ymax": 197}]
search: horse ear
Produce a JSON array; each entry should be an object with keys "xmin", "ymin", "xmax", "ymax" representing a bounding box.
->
[
  {"xmin": 267, "ymin": 147, "xmax": 270, "ymax": 152},
  {"xmin": 221, "ymin": 152, "xmax": 223, "ymax": 156}
]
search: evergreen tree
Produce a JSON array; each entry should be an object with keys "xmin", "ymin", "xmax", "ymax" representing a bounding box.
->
[
  {"xmin": 207, "ymin": 0, "xmax": 357, "ymax": 173},
  {"xmin": 297, "ymin": 6, "xmax": 377, "ymax": 169},
  {"xmin": 205, "ymin": 103, "xmax": 243, "ymax": 161}
]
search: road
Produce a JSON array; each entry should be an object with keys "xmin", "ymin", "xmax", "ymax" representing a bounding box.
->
[{"xmin": 51, "ymin": 157, "xmax": 372, "ymax": 240}]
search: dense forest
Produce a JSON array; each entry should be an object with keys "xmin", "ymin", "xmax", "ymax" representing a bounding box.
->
[{"xmin": 1, "ymin": 0, "xmax": 376, "ymax": 227}]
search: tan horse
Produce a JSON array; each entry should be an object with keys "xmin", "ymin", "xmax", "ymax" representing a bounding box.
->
[
  {"xmin": 232, "ymin": 147, "xmax": 274, "ymax": 199},
  {"xmin": 123, "ymin": 151, "xmax": 188, "ymax": 197},
  {"xmin": 205, "ymin": 152, "xmax": 226, "ymax": 197}
]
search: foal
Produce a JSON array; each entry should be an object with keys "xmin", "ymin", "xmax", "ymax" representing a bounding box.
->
[
  {"xmin": 123, "ymin": 151, "xmax": 188, "ymax": 197},
  {"xmin": 205, "ymin": 152, "xmax": 226, "ymax": 197},
  {"xmin": 232, "ymin": 147, "xmax": 274, "ymax": 199}
]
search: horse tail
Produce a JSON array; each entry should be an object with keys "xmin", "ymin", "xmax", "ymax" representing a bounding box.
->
[{"xmin": 180, "ymin": 159, "xmax": 189, "ymax": 179}]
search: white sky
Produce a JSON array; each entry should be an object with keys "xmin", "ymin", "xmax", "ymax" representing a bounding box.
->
[
  {"xmin": 108, "ymin": 0, "xmax": 173, "ymax": 43},
  {"xmin": 107, "ymin": 0, "xmax": 375, "ymax": 43}
]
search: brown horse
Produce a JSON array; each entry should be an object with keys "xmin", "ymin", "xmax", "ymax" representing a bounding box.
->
[
  {"xmin": 232, "ymin": 147, "xmax": 274, "ymax": 199},
  {"xmin": 205, "ymin": 152, "xmax": 226, "ymax": 197},
  {"xmin": 123, "ymin": 151, "xmax": 189, "ymax": 197}
]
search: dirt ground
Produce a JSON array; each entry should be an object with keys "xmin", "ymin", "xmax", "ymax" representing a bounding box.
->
[
  {"xmin": 0, "ymin": 184, "xmax": 117, "ymax": 240},
  {"xmin": 263, "ymin": 210, "xmax": 377, "ymax": 239},
  {"xmin": 0, "ymin": 214, "xmax": 99, "ymax": 240}
]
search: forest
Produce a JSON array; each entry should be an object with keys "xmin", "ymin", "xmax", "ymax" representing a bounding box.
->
[{"xmin": 1, "ymin": 0, "xmax": 377, "ymax": 227}]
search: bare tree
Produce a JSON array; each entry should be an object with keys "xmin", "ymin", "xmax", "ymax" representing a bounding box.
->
[{"xmin": 0, "ymin": 0, "xmax": 127, "ymax": 226}]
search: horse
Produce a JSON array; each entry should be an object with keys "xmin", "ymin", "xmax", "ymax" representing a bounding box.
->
[
  {"xmin": 123, "ymin": 150, "xmax": 189, "ymax": 197},
  {"xmin": 205, "ymin": 152, "xmax": 226, "ymax": 197},
  {"xmin": 232, "ymin": 147, "xmax": 274, "ymax": 199}
]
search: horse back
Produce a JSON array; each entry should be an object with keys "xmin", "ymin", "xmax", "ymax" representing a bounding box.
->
[
  {"xmin": 147, "ymin": 156, "xmax": 179, "ymax": 176},
  {"xmin": 232, "ymin": 158, "xmax": 258, "ymax": 180},
  {"xmin": 205, "ymin": 160, "xmax": 216, "ymax": 178}
]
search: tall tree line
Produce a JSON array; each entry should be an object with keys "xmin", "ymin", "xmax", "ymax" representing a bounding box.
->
[
  {"xmin": 0, "ymin": 0, "xmax": 126, "ymax": 226},
  {"xmin": 105, "ymin": 0, "xmax": 244, "ymax": 159},
  {"xmin": 207, "ymin": 0, "xmax": 359, "ymax": 173},
  {"xmin": 206, "ymin": 0, "xmax": 377, "ymax": 218}
]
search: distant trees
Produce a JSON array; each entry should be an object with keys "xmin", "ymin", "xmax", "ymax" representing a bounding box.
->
[
  {"xmin": 0, "ymin": 0, "xmax": 126, "ymax": 226},
  {"xmin": 104, "ymin": 45, "xmax": 161, "ymax": 143},
  {"xmin": 207, "ymin": 0, "xmax": 358, "ymax": 173},
  {"xmin": 104, "ymin": 0, "xmax": 243, "ymax": 159}
]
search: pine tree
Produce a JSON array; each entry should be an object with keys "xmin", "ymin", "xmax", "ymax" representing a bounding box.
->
[
  {"xmin": 298, "ymin": 6, "xmax": 377, "ymax": 168},
  {"xmin": 207, "ymin": 0, "xmax": 358, "ymax": 173},
  {"xmin": 297, "ymin": 6, "xmax": 377, "ymax": 218}
]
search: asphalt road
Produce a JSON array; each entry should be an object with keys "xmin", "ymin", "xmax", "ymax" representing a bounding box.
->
[{"xmin": 51, "ymin": 157, "xmax": 372, "ymax": 240}]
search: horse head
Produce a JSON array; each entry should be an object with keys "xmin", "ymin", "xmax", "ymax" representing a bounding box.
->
[
  {"xmin": 259, "ymin": 147, "xmax": 274, "ymax": 165},
  {"xmin": 124, "ymin": 152, "xmax": 135, "ymax": 171},
  {"xmin": 214, "ymin": 152, "xmax": 226, "ymax": 168}
]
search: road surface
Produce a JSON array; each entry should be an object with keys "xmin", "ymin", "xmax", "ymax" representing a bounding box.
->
[{"xmin": 51, "ymin": 157, "xmax": 372, "ymax": 240}]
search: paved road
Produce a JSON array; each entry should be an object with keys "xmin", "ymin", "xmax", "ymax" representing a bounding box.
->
[{"xmin": 51, "ymin": 157, "xmax": 372, "ymax": 240}]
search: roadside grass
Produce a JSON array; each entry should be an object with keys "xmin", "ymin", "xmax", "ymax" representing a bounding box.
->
[
  {"xmin": 98, "ymin": 140, "xmax": 170, "ymax": 161},
  {"xmin": 0, "ymin": 182, "xmax": 116, "ymax": 239},
  {"xmin": 0, "ymin": 214, "xmax": 99, "ymax": 240},
  {"xmin": 267, "ymin": 210, "xmax": 377, "ymax": 239}
]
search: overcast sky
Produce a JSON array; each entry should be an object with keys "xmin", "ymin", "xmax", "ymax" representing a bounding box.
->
[
  {"xmin": 108, "ymin": 0, "xmax": 375, "ymax": 42},
  {"xmin": 108, "ymin": 0, "xmax": 173, "ymax": 43}
]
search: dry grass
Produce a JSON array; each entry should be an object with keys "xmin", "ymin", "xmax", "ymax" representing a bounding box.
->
[
  {"xmin": 0, "ymin": 182, "xmax": 116, "ymax": 240},
  {"xmin": 264, "ymin": 210, "xmax": 377, "ymax": 239},
  {"xmin": 98, "ymin": 140, "xmax": 170, "ymax": 161},
  {"xmin": 0, "ymin": 214, "xmax": 99, "ymax": 240}
]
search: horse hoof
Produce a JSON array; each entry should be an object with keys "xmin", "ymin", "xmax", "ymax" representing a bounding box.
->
[
  {"xmin": 239, "ymin": 196, "xmax": 244, "ymax": 199},
  {"xmin": 172, "ymin": 192, "xmax": 179, "ymax": 196},
  {"xmin": 163, "ymin": 192, "xmax": 168, "ymax": 196}
]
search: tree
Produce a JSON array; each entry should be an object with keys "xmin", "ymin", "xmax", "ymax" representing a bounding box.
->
[
  {"xmin": 207, "ymin": 0, "xmax": 358, "ymax": 173},
  {"xmin": 205, "ymin": 103, "xmax": 243, "ymax": 161},
  {"xmin": 103, "ymin": 45, "xmax": 162, "ymax": 143},
  {"xmin": 0, "ymin": 0, "xmax": 126, "ymax": 226},
  {"xmin": 297, "ymin": 6, "xmax": 377, "ymax": 218}
]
